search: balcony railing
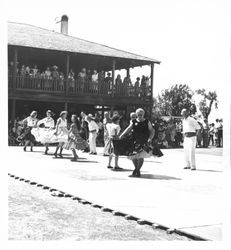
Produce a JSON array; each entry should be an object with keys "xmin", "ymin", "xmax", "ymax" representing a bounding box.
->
[{"xmin": 9, "ymin": 75, "xmax": 152, "ymax": 99}]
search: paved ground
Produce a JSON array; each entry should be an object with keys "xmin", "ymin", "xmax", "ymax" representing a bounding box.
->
[
  {"xmin": 7, "ymin": 146, "xmax": 223, "ymax": 240},
  {"xmin": 8, "ymin": 176, "xmax": 189, "ymax": 240}
]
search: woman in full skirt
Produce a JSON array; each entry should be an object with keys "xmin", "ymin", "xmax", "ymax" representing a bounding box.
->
[
  {"xmin": 53, "ymin": 111, "xmax": 69, "ymax": 158},
  {"xmin": 33, "ymin": 110, "xmax": 56, "ymax": 154},
  {"xmin": 115, "ymin": 108, "xmax": 163, "ymax": 177},
  {"xmin": 63, "ymin": 114, "xmax": 88, "ymax": 161}
]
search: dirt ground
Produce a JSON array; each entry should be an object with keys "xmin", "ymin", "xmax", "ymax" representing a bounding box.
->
[{"xmin": 8, "ymin": 177, "xmax": 190, "ymax": 241}]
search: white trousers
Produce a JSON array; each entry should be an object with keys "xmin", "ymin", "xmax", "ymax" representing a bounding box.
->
[
  {"xmin": 183, "ymin": 136, "xmax": 197, "ymax": 168},
  {"xmin": 89, "ymin": 132, "xmax": 97, "ymax": 153}
]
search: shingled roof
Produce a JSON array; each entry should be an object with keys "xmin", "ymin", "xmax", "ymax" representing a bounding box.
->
[{"xmin": 8, "ymin": 22, "xmax": 160, "ymax": 64}]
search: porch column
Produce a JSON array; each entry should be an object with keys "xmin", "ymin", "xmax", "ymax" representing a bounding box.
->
[
  {"xmin": 65, "ymin": 54, "xmax": 70, "ymax": 96},
  {"xmin": 102, "ymin": 105, "xmax": 105, "ymax": 118},
  {"xmin": 13, "ymin": 46, "xmax": 18, "ymax": 92},
  {"xmin": 64, "ymin": 102, "xmax": 68, "ymax": 111},
  {"xmin": 11, "ymin": 99, "xmax": 16, "ymax": 123},
  {"xmin": 126, "ymin": 68, "xmax": 130, "ymax": 77},
  {"xmin": 149, "ymin": 63, "xmax": 154, "ymax": 119},
  {"xmin": 150, "ymin": 63, "xmax": 154, "ymax": 98},
  {"xmin": 112, "ymin": 59, "xmax": 116, "ymax": 96}
]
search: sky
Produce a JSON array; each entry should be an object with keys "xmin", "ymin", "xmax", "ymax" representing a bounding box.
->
[{"xmin": 2, "ymin": 0, "xmax": 231, "ymax": 120}]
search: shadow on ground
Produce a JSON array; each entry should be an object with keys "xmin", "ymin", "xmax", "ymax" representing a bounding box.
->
[
  {"xmin": 139, "ymin": 174, "xmax": 181, "ymax": 180},
  {"xmin": 196, "ymin": 169, "xmax": 222, "ymax": 173}
]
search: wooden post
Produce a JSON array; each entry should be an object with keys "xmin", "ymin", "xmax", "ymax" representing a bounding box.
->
[
  {"xmin": 11, "ymin": 99, "xmax": 16, "ymax": 123},
  {"xmin": 65, "ymin": 54, "xmax": 70, "ymax": 96},
  {"xmin": 150, "ymin": 63, "xmax": 154, "ymax": 119},
  {"xmin": 64, "ymin": 102, "xmax": 68, "ymax": 111},
  {"xmin": 102, "ymin": 105, "xmax": 105, "ymax": 118},
  {"xmin": 150, "ymin": 63, "xmax": 154, "ymax": 96},
  {"xmin": 126, "ymin": 68, "xmax": 130, "ymax": 77},
  {"xmin": 13, "ymin": 46, "xmax": 18, "ymax": 92},
  {"xmin": 112, "ymin": 59, "xmax": 116, "ymax": 96}
]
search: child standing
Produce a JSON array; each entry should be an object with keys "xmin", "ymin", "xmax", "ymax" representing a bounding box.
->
[{"xmin": 105, "ymin": 115, "xmax": 123, "ymax": 171}]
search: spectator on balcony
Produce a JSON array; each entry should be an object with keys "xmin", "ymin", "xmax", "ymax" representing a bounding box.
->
[
  {"xmin": 40, "ymin": 71, "xmax": 46, "ymax": 79},
  {"xmin": 59, "ymin": 72, "xmax": 65, "ymax": 90},
  {"xmin": 78, "ymin": 68, "xmax": 87, "ymax": 91},
  {"xmin": 86, "ymin": 69, "xmax": 92, "ymax": 81},
  {"xmin": 98, "ymin": 70, "xmax": 105, "ymax": 82},
  {"xmin": 9, "ymin": 61, "xmax": 14, "ymax": 75},
  {"xmin": 52, "ymin": 65, "xmax": 59, "ymax": 79},
  {"xmin": 122, "ymin": 75, "xmax": 132, "ymax": 95},
  {"xmin": 68, "ymin": 69, "xmax": 75, "ymax": 91},
  {"xmin": 20, "ymin": 65, "xmax": 26, "ymax": 77},
  {"xmin": 134, "ymin": 77, "xmax": 140, "ymax": 96},
  {"xmin": 115, "ymin": 74, "xmax": 122, "ymax": 95},
  {"xmin": 105, "ymin": 72, "xmax": 112, "ymax": 94},
  {"xmin": 91, "ymin": 70, "xmax": 98, "ymax": 92},
  {"xmin": 9, "ymin": 61, "xmax": 19, "ymax": 75},
  {"xmin": 78, "ymin": 68, "xmax": 87, "ymax": 79},
  {"xmin": 45, "ymin": 67, "xmax": 51, "ymax": 79},
  {"xmin": 140, "ymin": 75, "xmax": 147, "ymax": 97},
  {"xmin": 31, "ymin": 65, "xmax": 38, "ymax": 77},
  {"xmin": 25, "ymin": 66, "xmax": 31, "ymax": 76},
  {"xmin": 92, "ymin": 70, "xmax": 98, "ymax": 83}
]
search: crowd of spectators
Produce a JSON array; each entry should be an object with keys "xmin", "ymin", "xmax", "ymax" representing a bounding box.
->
[
  {"xmin": 8, "ymin": 62, "xmax": 151, "ymax": 96},
  {"xmin": 151, "ymin": 117, "xmax": 223, "ymax": 149}
]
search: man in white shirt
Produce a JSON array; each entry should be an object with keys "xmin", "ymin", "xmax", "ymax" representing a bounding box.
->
[
  {"xmin": 85, "ymin": 114, "xmax": 99, "ymax": 154},
  {"xmin": 181, "ymin": 109, "xmax": 200, "ymax": 170}
]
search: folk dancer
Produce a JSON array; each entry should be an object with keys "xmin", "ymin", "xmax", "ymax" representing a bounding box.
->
[
  {"xmin": 63, "ymin": 114, "xmax": 88, "ymax": 161},
  {"xmin": 53, "ymin": 111, "xmax": 68, "ymax": 158},
  {"xmin": 117, "ymin": 108, "xmax": 161, "ymax": 177},
  {"xmin": 21, "ymin": 111, "xmax": 38, "ymax": 152},
  {"xmin": 36, "ymin": 110, "xmax": 55, "ymax": 154},
  {"xmin": 181, "ymin": 108, "xmax": 200, "ymax": 170}
]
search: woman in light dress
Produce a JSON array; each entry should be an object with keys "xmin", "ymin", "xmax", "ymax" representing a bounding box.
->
[
  {"xmin": 63, "ymin": 114, "xmax": 88, "ymax": 161},
  {"xmin": 102, "ymin": 112, "xmax": 112, "ymax": 156},
  {"xmin": 35, "ymin": 110, "xmax": 55, "ymax": 154},
  {"xmin": 53, "ymin": 111, "xmax": 68, "ymax": 158}
]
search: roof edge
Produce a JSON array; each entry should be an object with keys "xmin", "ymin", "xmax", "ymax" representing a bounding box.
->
[{"xmin": 8, "ymin": 21, "xmax": 161, "ymax": 64}]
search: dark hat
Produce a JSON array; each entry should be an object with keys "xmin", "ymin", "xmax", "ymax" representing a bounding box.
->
[
  {"xmin": 60, "ymin": 111, "xmax": 68, "ymax": 116},
  {"xmin": 111, "ymin": 115, "xmax": 120, "ymax": 123}
]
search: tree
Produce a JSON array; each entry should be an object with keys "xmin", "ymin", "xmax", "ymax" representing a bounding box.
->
[
  {"xmin": 153, "ymin": 84, "xmax": 196, "ymax": 116},
  {"xmin": 195, "ymin": 89, "xmax": 218, "ymax": 120}
]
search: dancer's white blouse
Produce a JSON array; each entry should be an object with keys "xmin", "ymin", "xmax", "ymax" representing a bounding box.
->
[{"xmin": 37, "ymin": 117, "xmax": 55, "ymax": 128}]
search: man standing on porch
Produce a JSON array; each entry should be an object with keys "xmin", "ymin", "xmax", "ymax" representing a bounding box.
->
[{"xmin": 181, "ymin": 108, "xmax": 200, "ymax": 171}]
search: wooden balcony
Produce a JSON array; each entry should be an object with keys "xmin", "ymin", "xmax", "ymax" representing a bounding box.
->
[{"xmin": 9, "ymin": 75, "xmax": 152, "ymax": 105}]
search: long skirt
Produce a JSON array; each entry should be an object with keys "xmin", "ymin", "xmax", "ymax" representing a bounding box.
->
[
  {"xmin": 113, "ymin": 137, "xmax": 163, "ymax": 160},
  {"xmin": 55, "ymin": 127, "xmax": 69, "ymax": 143},
  {"xmin": 63, "ymin": 133, "xmax": 88, "ymax": 150},
  {"xmin": 31, "ymin": 127, "xmax": 57, "ymax": 144},
  {"xmin": 20, "ymin": 127, "xmax": 35, "ymax": 143}
]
